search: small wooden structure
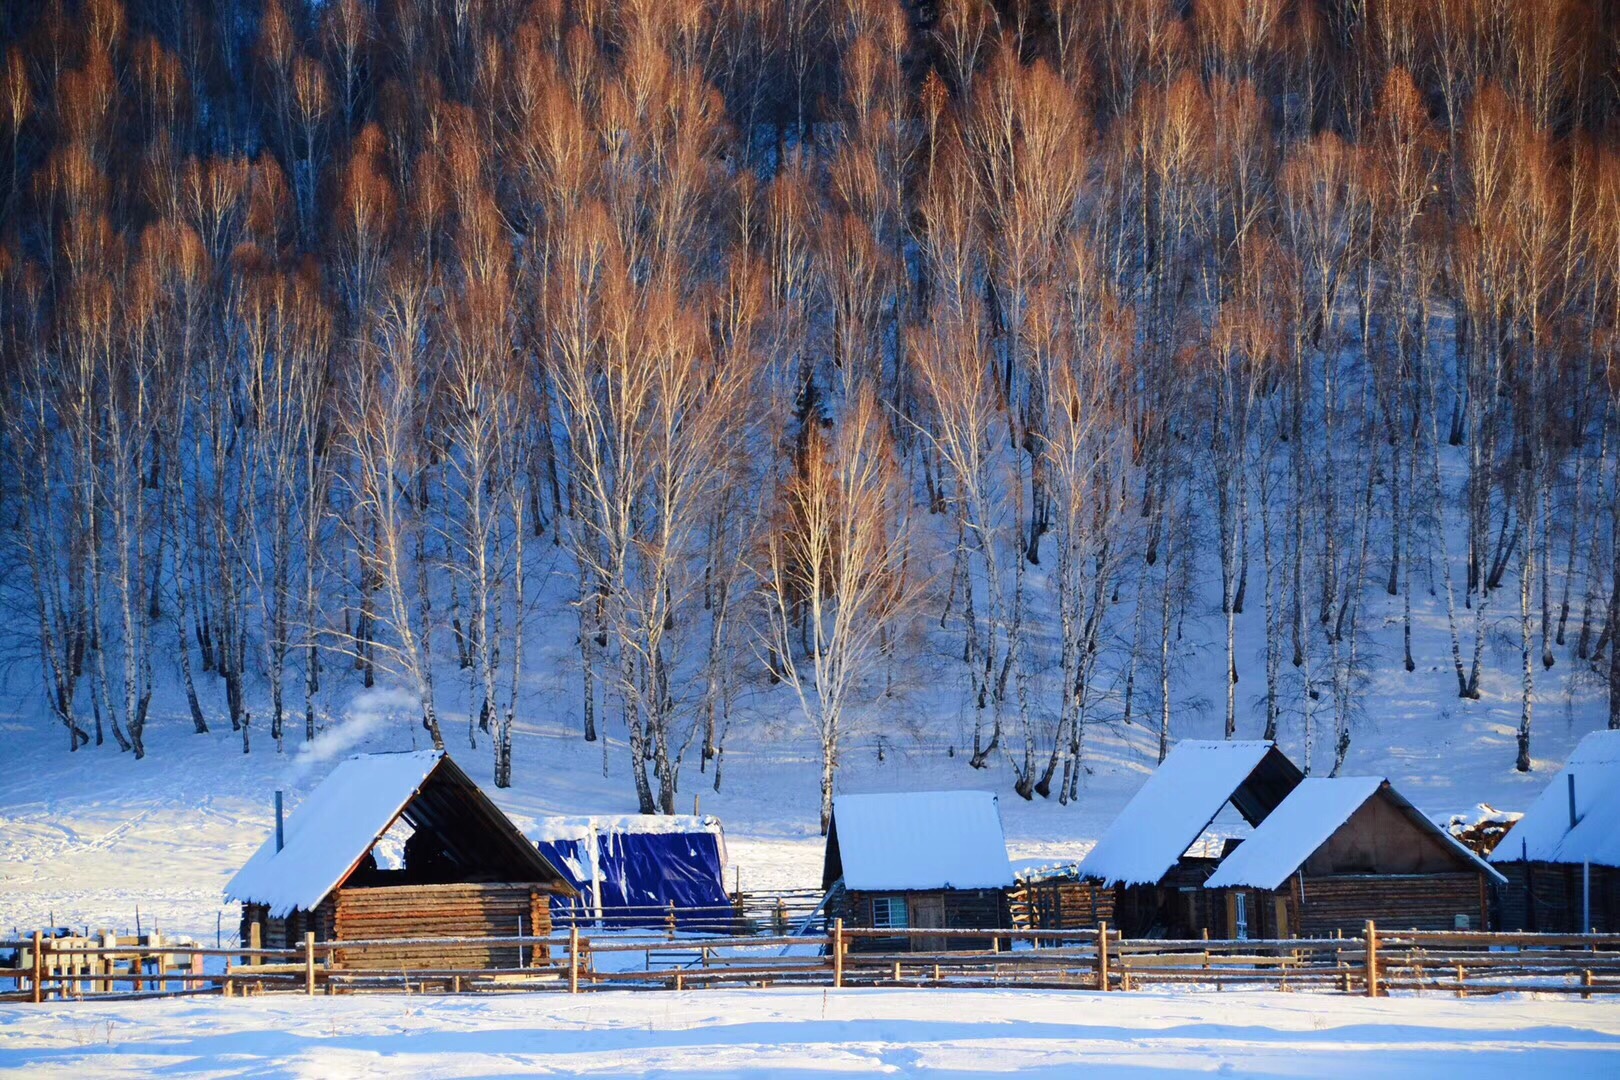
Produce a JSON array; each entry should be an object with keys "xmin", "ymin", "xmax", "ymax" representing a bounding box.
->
[
  {"xmin": 1077, "ymin": 740, "xmax": 1304, "ymax": 937},
  {"xmin": 1010, "ymin": 862, "xmax": 1116, "ymax": 932},
  {"xmin": 1491, "ymin": 730, "xmax": 1620, "ymax": 932},
  {"xmin": 1202, "ymin": 778, "xmax": 1505, "ymax": 937},
  {"xmin": 822, "ymin": 791, "xmax": 1014, "ymax": 952},
  {"xmin": 1446, "ymin": 805, "xmax": 1521, "ymax": 860},
  {"xmin": 227, "ymin": 751, "xmax": 574, "ymax": 971}
]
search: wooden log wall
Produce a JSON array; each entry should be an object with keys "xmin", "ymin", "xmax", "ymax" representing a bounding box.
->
[
  {"xmin": 942, "ymin": 889, "xmax": 1009, "ymax": 952},
  {"xmin": 842, "ymin": 890, "xmax": 902, "ymax": 953},
  {"xmin": 331, "ymin": 883, "xmax": 553, "ymax": 970},
  {"xmin": 1497, "ymin": 863, "xmax": 1620, "ymax": 933},
  {"xmin": 943, "ymin": 889, "xmax": 1008, "ymax": 931},
  {"xmin": 841, "ymin": 889, "xmax": 1008, "ymax": 952},
  {"xmin": 241, "ymin": 899, "xmax": 337, "ymax": 953},
  {"xmin": 1293, "ymin": 873, "xmax": 1488, "ymax": 936}
]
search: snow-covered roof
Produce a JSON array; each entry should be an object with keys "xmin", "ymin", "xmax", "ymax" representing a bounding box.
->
[
  {"xmin": 1205, "ymin": 778, "xmax": 1505, "ymax": 890},
  {"xmin": 1492, "ymin": 730, "xmax": 1620, "ymax": 868},
  {"xmin": 226, "ymin": 750, "xmax": 568, "ymax": 917},
  {"xmin": 531, "ymin": 814, "xmax": 724, "ymax": 843},
  {"xmin": 1078, "ymin": 741, "xmax": 1302, "ymax": 887},
  {"xmin": 825, "ymin": 791, "xmax": 1014, "ymax": 892}
]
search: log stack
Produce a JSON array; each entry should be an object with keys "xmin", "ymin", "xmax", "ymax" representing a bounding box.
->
[{"xmin": 1010, "ymin": 880, "xmax": 1117, "ymax": 932}]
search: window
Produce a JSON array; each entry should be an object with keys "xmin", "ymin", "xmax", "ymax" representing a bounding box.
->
[
  {"xmin": 1234, "ymin": 893, "xmax": 1249, "ymax": 940},
  {"xmin": 871, "ymin": 896, "xmax": 910, "ymax": 929}
]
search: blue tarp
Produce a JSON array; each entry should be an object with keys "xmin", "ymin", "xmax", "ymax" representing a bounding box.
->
[{"xmin": 536, "ymin": 824, "xmax": 730, "ymax": 929}]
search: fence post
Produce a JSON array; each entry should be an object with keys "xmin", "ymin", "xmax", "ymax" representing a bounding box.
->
[
  {"xmin": 248, "ymin": 920, "xmax": 261, "ymax": 968},
  {"xmin": 568, "ymin": 926, "xmax": 580, "ymax": 994},
  {"xmin": 666, "ymin": 901, "xmax": 677, "ymax": 940},
  {"xmin": 304, "ymin": 932, "xmax": 316, "ymax": 996},
  {"xmin": 30, "ymin": 931, "xmax": 43, "ymax": 1004},
  {"xmin": 1583, "ymin": 970, "xmax": 1594, "ymax": 1001},
  {"xmin": 833, "ymin": 919, "xmax": 844, "ymax": 988},
  {"xmin": 1364, "ymin": 920, "xmax": 1379, "ymax": 998},
  {"xmin": 1096, "ymin": 922, "xmax": 1109, "ymax": 992}
]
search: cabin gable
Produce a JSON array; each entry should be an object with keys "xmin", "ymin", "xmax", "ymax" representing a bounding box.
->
[{"xmin": 1304, "ymin": 788, "xmax": 1478, "ymax": 878}]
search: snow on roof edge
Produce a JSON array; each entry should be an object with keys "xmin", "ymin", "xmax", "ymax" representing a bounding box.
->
[
  {"xmin": 1491, "ymin": 729, "xmax": 1620, "ymax": 867},
  {"xmin": 1206, "ymin": 777, "xmax": 1506, "ymax": 890},
  {"xmin": 1204, "ymin": 777, "xmax": 1382, "ymax": 890},
  {"xmin": 1077, "ymin": 741, "xmax": 1281, "ymax": 887},
  {"xmin": 225, "ymin": 750, "xmax": 443, "ymax": 917},
  {"xmin": 530, "ymin": 814, "xmax": 725, "ymax": 844}
]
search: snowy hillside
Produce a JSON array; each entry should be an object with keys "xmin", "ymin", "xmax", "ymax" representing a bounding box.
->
[{"xmin": 0, "ymin": 559, "xmax": 1605, "ymax": 945}]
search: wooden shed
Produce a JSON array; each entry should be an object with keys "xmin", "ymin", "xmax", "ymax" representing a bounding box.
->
[
  {"xmin": 1490, "ymin": 730, "xmax": 1620, "ymax": 932},
  {"xmin": 226, "ymin": 750, "xmax": 575, "ymax": 971},
  {"xmin": 1201, "ymin": 778, "xmax": 1505, "ymax": 938},
  {"xmin": 1076, "ymin": 740, "xmax": 1303, "ymax": 937},
  {"xmin": 822, "ymin": 791, "xmax": 1014, "ymax": 952}
]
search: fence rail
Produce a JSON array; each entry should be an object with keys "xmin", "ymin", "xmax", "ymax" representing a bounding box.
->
[
  {"xmin": 547, "ymin": 892, "xmax": 832, "ymax": 937},
  {"xmin": 4, "ymin": 922, "xmax": 1618, "ymax": 1002}
]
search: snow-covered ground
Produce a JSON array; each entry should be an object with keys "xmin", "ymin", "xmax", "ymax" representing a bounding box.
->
[{"xmin": 2, "ymin": 987, "xmax": 1616, "ymax": 1078}]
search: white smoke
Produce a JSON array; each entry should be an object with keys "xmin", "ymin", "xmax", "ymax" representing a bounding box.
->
[{"xmin": 288, "ymin": 686, "xmax": 421, "ymax": 782}]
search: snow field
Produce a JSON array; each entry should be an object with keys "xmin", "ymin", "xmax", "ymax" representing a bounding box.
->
[{"xmin": 1, "ymin": 987, "xmax": 1617, "ymax": 1078}]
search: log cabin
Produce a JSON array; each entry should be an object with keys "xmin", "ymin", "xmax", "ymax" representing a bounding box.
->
[
  {"xmin": 1076, "ymin": 740, "xmax": 1303, "ymax": 937},
  {"xmin": 226, "ymin": 750, "xmax": 575, "ymax": 971},
  {"xmin": 1201, "ymin": 777, "xmax": 1505, "ymax": 938},
  {"xmin": 822, "ymin": 791, "xmax": 1014, "ymax": 952},
  {"xmin": 1490, "ymin": 730, "xmax": 1620, "ymax": 932}
]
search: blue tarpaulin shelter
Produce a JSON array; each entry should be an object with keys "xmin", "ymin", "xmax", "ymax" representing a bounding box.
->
[{"xmin": 532, "ymin": 815, "xmax": 731, "ymax": 929}]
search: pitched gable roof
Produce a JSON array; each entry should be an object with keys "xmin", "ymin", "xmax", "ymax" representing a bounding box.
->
[
  {"xmin": 226, "ymin": 750, "xmax": 571, "ymax": 917},
  {"xmin": 1206, "ymin": 777, "xmax": 1505, "ymax": 890},
  {"xmin": 1492, "ymin": 730, "xmax": 1620, "ymax": 868},
  {"xmin": 1077, "ymin": 741, "xmax": 1303, "ymax": 887},
  {"xmin": 823, "ymin": 790, "xmax": 1014, "ymax": 892}
]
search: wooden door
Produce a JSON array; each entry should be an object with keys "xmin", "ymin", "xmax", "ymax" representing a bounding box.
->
[{"xmin": 910, "ymin": 894, "xmax": 945, "ymax": 953}]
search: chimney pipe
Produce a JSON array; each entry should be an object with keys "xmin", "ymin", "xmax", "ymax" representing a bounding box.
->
[
  {"xmin": 275, "ymin": 790, "xmax": 285, "ymax": 852},
  {"xmin": 1568, "ymin": 773, "xmax": 1578, "ymax": 831}
]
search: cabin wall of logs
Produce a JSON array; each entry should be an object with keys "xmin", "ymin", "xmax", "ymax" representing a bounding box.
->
[
  {"xmin": 834, "ymin": 888, "xmax": 1009, "ymax": 952},
  {"xmin": 240, "ymin": 900, "xmax": 336, "ymax": 953},
  {"xmin": 1496, "ymin": 862, "xmax": 1620, "ymax": 933},
  {"xmin": 242, "ymin": 883, "xmax": 556, "ymax": 970},
  {"xmin": 1289, "ymin": 872, "xmax": 1489, "ymax": 936},
  {"xmin": 1207, "ymin": 872, "xmax": 1489, "ymax": 939}
]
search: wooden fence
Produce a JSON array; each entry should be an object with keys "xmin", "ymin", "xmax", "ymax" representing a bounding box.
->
[
  {"xmin": 546, "ymin": 890, "xmax": 831, "ymax": 937},
  {"xmin": 5, "ymin": 922, "xmax": 1618, "ymax": 1002}
]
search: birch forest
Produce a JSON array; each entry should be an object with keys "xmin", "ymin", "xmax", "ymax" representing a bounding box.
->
[{"xmin": 3, "ymin": 0, "xmax": 1620, "ymax": 827}]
